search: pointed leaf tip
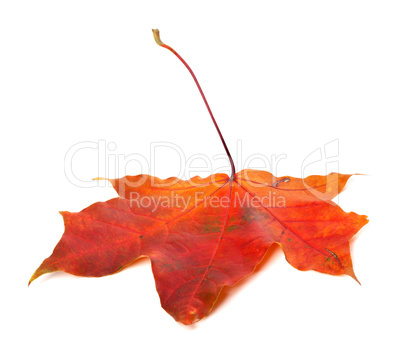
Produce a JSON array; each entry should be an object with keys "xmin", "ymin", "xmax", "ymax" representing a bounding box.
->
[
  {"xmin": 92, "ymin": 177, "xmax": 106, "ymax": 181},
  {"xmin": 28, "ymin": 273, "xmax": 37, "ymax": 287}
]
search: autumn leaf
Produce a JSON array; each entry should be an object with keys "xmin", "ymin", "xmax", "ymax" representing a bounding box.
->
[
  {"xmin": 29, "ymin": 30, "xmax": 368, "ymax": 325},
  {"xmin": 30, "ymin": 171, "xmax": 367, "ymax": 324}
]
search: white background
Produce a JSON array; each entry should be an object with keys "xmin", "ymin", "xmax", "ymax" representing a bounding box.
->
[{"xmin": 1, "ymin": 1, "xmax": 401, "ymax": 346}]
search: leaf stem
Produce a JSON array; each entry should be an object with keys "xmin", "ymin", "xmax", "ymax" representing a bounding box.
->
[{"xmin": 152, "ymin": 29, "xmax": 236, "ymax": 180}]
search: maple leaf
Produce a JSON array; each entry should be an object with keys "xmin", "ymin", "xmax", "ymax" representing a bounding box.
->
[{"xmin": 29, "ymin": 30, "xmax": 368, "ymax": 325}]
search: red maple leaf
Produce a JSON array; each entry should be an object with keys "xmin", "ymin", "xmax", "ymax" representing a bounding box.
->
[{"xmin": 29, "ymin": 30, "xmax": 368, "ymax": 325}]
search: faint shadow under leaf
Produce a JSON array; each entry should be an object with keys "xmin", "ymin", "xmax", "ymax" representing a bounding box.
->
[{"xmin": 211, "ymin": 243, "xmax": 282, "ymax": 316}]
